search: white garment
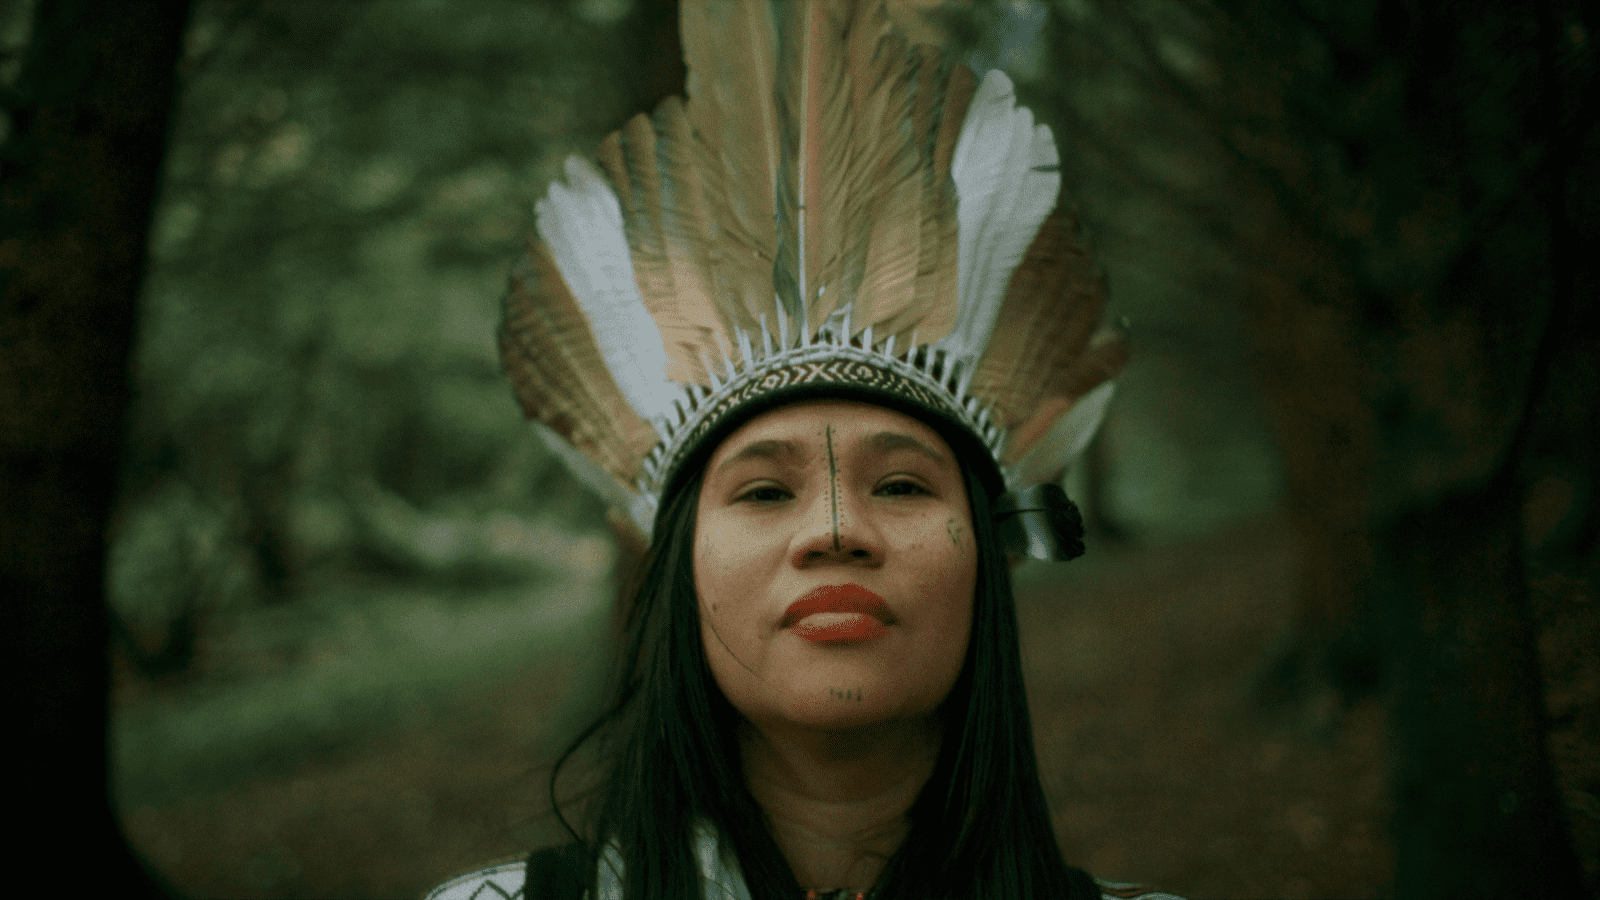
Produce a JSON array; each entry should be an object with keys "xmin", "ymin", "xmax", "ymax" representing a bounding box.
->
[
  {"xmin": 424, "ymin": 822, "xmax": 1185, "ymax": 900},
  {"xmin": 424, "ymin": 860, "xmax": 525, "ymax": 900},
  {"xmin": 423, "ymin": 820, "xmax": 746, "ymax": 900}
]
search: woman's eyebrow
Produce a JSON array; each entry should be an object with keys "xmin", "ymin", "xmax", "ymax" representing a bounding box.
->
[
  {"xmin": 862, "ymin": 430, "xmax": 946, "ymax": 465},
  {"xmin": 712, "ymin": 438, "xmax": 807, "ymax": 476}
]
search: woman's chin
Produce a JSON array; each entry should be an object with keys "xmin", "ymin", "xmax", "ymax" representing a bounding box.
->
[
  {"xmin": 760, "ymin": 681, "xmax": 927, "ymax": 734},
  {"xmin": 711, "ymin": 646, "xmax": 940, "ymax": 734}
]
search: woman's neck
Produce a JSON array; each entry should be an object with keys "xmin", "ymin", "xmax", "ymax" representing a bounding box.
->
[{"xmin": 738, "ymin": 716, "xmax": 942, "ymax": 893}]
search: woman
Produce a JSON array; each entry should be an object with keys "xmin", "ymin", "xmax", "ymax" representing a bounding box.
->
[{"xmin": 428, "ymin": 1, "xmax": 1178, "ymax": 897}]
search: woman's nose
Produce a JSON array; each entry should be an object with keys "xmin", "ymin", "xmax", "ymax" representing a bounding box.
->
[{"xmin": 790, "ymin": 483, "xmax": 884, "ymax": 568}]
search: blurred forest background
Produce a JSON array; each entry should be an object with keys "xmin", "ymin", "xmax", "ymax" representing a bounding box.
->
[{"xmin": 2, "ymin": 0, "xmax": 1595, "ymax": 898}]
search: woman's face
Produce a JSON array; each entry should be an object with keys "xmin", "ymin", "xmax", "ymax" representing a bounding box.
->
[{"xmin": 694, "ymin": 400, "xmax": 977, "ymax": 733}]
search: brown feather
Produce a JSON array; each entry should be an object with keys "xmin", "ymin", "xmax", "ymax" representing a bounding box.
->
[
  {"xmin": 600, "ymin": 100, "xmax": 749, "ymax": 384},
  {"xmin": 1046, "ymin": 330, "xmax": 1132, "ymax": 404},
  {"xmin": 646, "ymin": 99, "xmax": 740, "ymax": 380},
  {"xmin": 771, "ymin": 0, "xmax": 842, "ymax": 332},
  {"xmin": 500, "ymin": 237, "xmax": 659, "ymax": 482},
  {"xmin": 999, "ymin": 332, "xmax": 1130, "ymax": 467},
  {"xmin": 680, "ymin": 1, "xmax": 783, "ymax": 341},
  {"xmin": 693, "ymin": 0, "xmax": 967, "ymax": 346},
  {"xmin": 907, "ymin": 51, "xmax": 972, "ymax": 345},
  {"xmin": 681, "ymin": 0, "xmax": 780, "ymax": 266},
  {"xmin": 595, "ymin": 119, "xmax": 700, "ymax": 384},
  {"xmin": 928, "ymin": 54, "xmax": 975, "ymax": 179},
  {"xmin": 830, "ymin": 0, "xmax": 897, "ymax": 326},
  {"xmin": 972, "ymin": 203, "xmax": 1122, "ymax": 445},
  {"xmin": 586, "ymin": 0, "xmax": 983, "ymax": 384}
]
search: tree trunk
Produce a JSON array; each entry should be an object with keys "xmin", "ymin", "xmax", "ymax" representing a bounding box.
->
[
  {"xmin": 1378, "ymin": 479, "xmax": 1585, "ymax": 897},
  {"xmin": 0, "ymin": 0, "xmax": 192, "ymax": 894}
]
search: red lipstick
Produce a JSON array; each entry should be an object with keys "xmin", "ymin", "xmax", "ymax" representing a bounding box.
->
[{"xmin": 781, "ymin": 584, "xmax": 895, "ymax": 645}]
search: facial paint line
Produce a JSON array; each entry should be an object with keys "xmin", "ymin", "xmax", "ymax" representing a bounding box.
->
[
  {"xmin": 701, "ymin": 598, "xmax": 762, "ymax": 678},
  {"xmin": 828, "ymin": 686, "xmax": 863, "ymax": 701},
  {"xmin": 826, "ymin": 424, "xmax": 841, "ymax": 552},
  {"xmin": 947, "ymin": 517, "xmax": 962, "ymax": 548}
]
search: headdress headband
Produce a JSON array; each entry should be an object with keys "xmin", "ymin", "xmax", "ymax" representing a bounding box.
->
[{"xmin": 500, "ymin": 0, "xmax": 1128, "ymax": 560}]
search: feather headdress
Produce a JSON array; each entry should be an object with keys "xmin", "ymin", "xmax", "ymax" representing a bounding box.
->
[{"xmin": 500, "ymin": 0, "xmax": 1127, "ymax": 559}]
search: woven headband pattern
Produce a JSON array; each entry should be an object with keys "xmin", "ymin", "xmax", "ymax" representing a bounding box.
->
[{"xmin": 639, "ymin": 305, "xmax": 1006, "ymax": 517}]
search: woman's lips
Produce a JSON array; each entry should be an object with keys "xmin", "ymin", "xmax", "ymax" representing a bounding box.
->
[
  {"xmin": 791, "ymin": 614, "xmax": 887, "ymax": 644},
  {"xmin": 781, "ymin": 584, "xmax": 895, "ymax": 645}
]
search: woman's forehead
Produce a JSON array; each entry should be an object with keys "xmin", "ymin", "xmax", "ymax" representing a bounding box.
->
[{"xmin": 707, "ymin": 400, "xmax": 953, "ymax": 464}]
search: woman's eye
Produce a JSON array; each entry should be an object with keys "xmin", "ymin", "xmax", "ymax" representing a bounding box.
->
[
  {"xmin": 739, "ymin": 485, "xmax": 791, "ymax": 503},
  {"xmin": 877, "ymin": 479, "xmax": 929, "ymax": 497}
]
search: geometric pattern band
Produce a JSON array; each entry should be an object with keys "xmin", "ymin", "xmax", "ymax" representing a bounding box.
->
[
  {"xmin": 673, "ymin": 355, "xmax": 966, "ymax": 466},
  {"xmin": 643, "ymin": 337, "xmax": 1008, "ymax": 509}
]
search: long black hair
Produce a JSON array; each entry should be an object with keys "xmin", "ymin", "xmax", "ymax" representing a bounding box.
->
[{"xmin": 546, "ymin": 457, "xmax": 1100, "ymax": 900}]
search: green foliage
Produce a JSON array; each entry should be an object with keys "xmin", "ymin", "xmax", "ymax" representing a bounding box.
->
[
  {"xmin": 114, "ymin": 0, "xmax": 657, "ymax": 625},
  {"xmin": 108, "ymin": 0, "xmax": 660, "ymax": 823}
]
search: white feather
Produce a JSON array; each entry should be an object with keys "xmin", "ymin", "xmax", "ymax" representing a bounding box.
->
[
  {"xmin": 939, "ymin": 70, "xmax": 1060, "ymax": 360},
  {"xmin": 532, "ymin": 423, "xmax": 636, "ymax": 514},
  {"xmin": 535, "ymin": 156, "xmax": 676, "ymax": 417},
  {"xmin": 1007, "ymin": 380, "xmax": 1117, "ymax": 486},
  {"xmin": 628, "ymin": 492, "xmax": 658, "ymax": 539},
  {"xmin": 737, "ymin": 327, "xmax": 754, "ymax": 368}
]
